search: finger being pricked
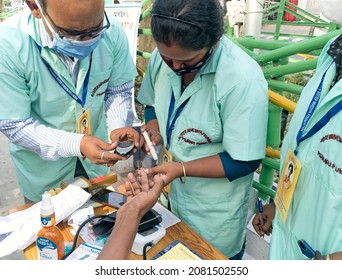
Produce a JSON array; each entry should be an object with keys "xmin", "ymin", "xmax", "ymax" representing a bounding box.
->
[
  {"xmin": 137, "ymin": 168, "xmax": 150, "ymax": 192},
  {"xmin": 125, "ymin": 172, "xmax": 142, "ymax": 197}
]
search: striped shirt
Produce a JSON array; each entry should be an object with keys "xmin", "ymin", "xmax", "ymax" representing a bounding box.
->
[
  {"xmin": 0, "ymin": 81, "xmax": 134, "ymax": 160},
  {"xmin": 0, "ymin": 21, "xmax": 135, "ymax": 160}
]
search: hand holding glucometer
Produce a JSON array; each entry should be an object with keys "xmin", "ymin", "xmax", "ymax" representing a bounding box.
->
[{"xmin": 114, "ymin": 140, "xmax": 135, "ymax": 157}]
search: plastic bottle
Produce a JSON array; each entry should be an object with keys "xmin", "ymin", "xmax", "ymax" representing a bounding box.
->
[{"xmin": 36, "ymin": 192, "xmax": 65, "ymax": 260}]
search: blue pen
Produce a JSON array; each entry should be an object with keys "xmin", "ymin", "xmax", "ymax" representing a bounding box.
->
[{"xmin": 257, "ymin": 197, "xmax": 264, "ymax": 227}]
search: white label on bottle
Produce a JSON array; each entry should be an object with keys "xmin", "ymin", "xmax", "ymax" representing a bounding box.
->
[{"xmin": 36, "ymin": 237, "xmax": 58, "ymax": 260}]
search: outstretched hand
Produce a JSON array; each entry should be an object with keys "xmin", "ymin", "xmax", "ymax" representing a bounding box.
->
[
  {"xmin": 122, "ymin": 169, "xmax": 165, "ymax": 219},
  {"xmin": 97, "ymin": 169, "xmax": 165, "ymax": 260}
]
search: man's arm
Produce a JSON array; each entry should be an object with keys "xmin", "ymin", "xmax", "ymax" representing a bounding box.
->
[
  {"xmin": 0, "ymin": 117, "xmax": 83, "ymax": 159},
  {"xmin": 105, "ymin": 80, "xmax": 135, "ymax": 131}
]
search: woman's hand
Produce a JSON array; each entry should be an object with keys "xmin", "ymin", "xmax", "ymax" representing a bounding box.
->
[{"xmin": 144, "ymin": 162, "xmax": 184, "ymax": 186}]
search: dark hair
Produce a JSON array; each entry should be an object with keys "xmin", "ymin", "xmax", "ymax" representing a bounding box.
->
[
  {"xmin": 151, "ymin": 0, "xmax": 225, "ymax": 50},
  {"xmin": 288, "ymin": 163, "xmax": 294, "ymax": 174}
]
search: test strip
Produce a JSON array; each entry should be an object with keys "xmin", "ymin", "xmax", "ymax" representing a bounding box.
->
[{"xmin": 142, "ymin": 130, "xmax": 158, "ymax": 161}]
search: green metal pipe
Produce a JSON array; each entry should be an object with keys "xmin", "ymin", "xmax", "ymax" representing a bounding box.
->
[
  {"xmin": 261, "ymin": 31, "xmax": 314, "ymax": 39},
  {"xmin": 262, "ymin": 157, "xmax": 280, "ymax": 171},
  {"xmin": 263, "ymin": 58, "xmax": 317, "ymax": 78},
  {"xmin": 285, "ymin": 2, "xmax": 327, "ymax": 23},
  {"xmin": 137, "ymin": 50, "xmax": 152, "ymax": 59},
  {"xmin": 138, "ymin": 28, "xmax": 152, "ymax": 35},
  {"xmin": 254, "ymin": 30, "xmax": 341, "ymax": 64},
  {"xmin": 276, "ymin": 21, "xmax": 335, "ymax": 28},
  {"xmin": 274, "ymin": 0, "xmax": 287, "ymax": 40},
  {"xmin": 267, "ymin": 103, "xmax": 282, "ymax": 148},
  {"xmin": 140, "ymin": 4, "xmax": 153, "ymax": 21},
  {"xmin": 253, "ymin": 181, "xmax": 276, "ymax": 199},
  {"xmin": 141, "ymin": 0, "xmax": 151, "ymax": 8},
  {"xmin": 233, "ymin": 37, "xmax": 290, "ymax": 50},
  {"xmin": 229, "ymin": 39, "xmax": 257, "ymax": 58},
  {"xmin": 267, "ymin": 79, "xmax": 304, "ymax": 95},
  {"xmin": 328, "ymin": 22, "xmax": 338, "ymax": 32}
]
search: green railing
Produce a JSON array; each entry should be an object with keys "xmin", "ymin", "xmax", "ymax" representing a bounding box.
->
[{"xmin": 262, "ymin": 0, "xmax": 340, "ymax": 40}]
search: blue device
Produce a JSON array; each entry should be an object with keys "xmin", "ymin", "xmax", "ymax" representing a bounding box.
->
[{"xmin": 298, "ymin": 239, "xmax": 316, "ymax": 259}]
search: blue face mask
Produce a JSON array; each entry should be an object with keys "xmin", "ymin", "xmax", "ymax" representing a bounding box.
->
[
  {"xmin": 51, "ymin": 33, "xmax": 103, "ymax": 60},
  {"xmin": 36, "ymin": 0, "xmax": 104, "ymax": 60}
]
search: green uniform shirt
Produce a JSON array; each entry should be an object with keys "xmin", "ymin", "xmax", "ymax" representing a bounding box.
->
[
  {"xmin": 0, "ymin": 10, "xmax": 137, "ymax": 201},
  {"xmin": 138, "ymin": 36, "xmax": 268, "ymax": 257},
  {"xmin": 270, "ymin": 37, "xmax": 342, "ymax": 259}
]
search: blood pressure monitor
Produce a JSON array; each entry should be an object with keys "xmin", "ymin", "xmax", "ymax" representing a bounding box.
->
[{"xmin": 132, "ymin": 224, "xmax": 166, "ymax": 255}]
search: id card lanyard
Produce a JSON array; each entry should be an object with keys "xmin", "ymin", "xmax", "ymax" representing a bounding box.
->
[
  {"xmin": 295, "ymin": 62, "xmax": 342, "ymax": 155},
  {"xmin": 166, "ymin": 92, "xmax": 190, "ymax": 149},
  {"xmin": 36, "ymin": 43, "xmax": 92, "ymax": 112}
]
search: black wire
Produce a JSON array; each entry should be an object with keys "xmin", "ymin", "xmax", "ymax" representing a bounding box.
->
[
  {"xmin": 61, "ymin": 214, "xmax": 108, "ymax": 260},
  {"xmin": 142, "ymin": 242, "xmax": 154, "ymax": 260}
]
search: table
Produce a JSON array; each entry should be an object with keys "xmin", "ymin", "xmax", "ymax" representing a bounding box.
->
[{"xmin": 12, "ymin": 203, "xmax": 227, "ymax": 260}]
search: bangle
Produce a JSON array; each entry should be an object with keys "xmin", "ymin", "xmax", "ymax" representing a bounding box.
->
[
  {"xmin": 179, "ymin": 162, "xmax": 187, "ymax": 184},
  {"xmin": 326, "ymin": 254, "xmax": 331, "ymax": 260}
]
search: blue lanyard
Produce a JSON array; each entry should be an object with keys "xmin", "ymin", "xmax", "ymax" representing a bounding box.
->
[
  {"xmin": 36, "ymin": 43, "xmax": 92, "ymax": 109},
  {"xmin": 166, "ymin": 93, "xmax": 190, "ymax": 147},
  {"xmin": 295, "ymin": 63, "xmax": 342, "ymax": 155}
]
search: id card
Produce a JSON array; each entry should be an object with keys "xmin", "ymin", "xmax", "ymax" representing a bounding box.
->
[
  {"xmin": 274, "ymin": 149, "xmax": 301, "ymax": 223},
  {"xmin": 77, "ymin": 109, "xmax": 92, "ymax": 136}
]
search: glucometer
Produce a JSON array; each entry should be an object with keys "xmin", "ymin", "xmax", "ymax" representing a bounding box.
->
[{"xmin": 115, "ymin": 141, "xmax": 134, "ymax": 156}]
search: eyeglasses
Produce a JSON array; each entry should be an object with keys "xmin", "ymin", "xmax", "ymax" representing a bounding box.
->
[{"xmin": 42, "ymin": 8, "xmax": 110, "ymax": 41}]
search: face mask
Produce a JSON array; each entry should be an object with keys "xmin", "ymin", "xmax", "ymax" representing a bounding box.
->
[
  {"xmin": 319, "ymin": 0, "xmax": 342, "ymax": 25},
  {"xmin": 51, "ymin": 33, "xmax": 103, "ymax": 60},
  {"xmin": 162, "ymin": 47, "xmax": 214, "ymax": 76},
  {"xmin": 36, "ymin": 0, "xmax": 103, "ymax": 59}
]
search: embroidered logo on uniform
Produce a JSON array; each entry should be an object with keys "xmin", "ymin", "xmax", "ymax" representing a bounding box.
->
[
  {"xmin": 178, "ymin": 128, "xmax": 212, "ymax": 145},
  {"xmin": 91, "ymin": 78, "xmax": 109, "ymax": 97},
  {"xmin": 317, "ymin": 134, "xmax": 342, "ymax": 175}
]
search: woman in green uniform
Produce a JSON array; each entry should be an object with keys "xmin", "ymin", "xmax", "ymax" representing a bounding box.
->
[{"xmin": 138, "ymin": 0, "xmax": 268, "ymax": 259}]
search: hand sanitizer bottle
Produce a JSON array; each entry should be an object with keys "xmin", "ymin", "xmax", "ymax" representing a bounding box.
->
[{"xmin": 36, "ymin": 192, "xmax": 65, "ymax": 260}]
